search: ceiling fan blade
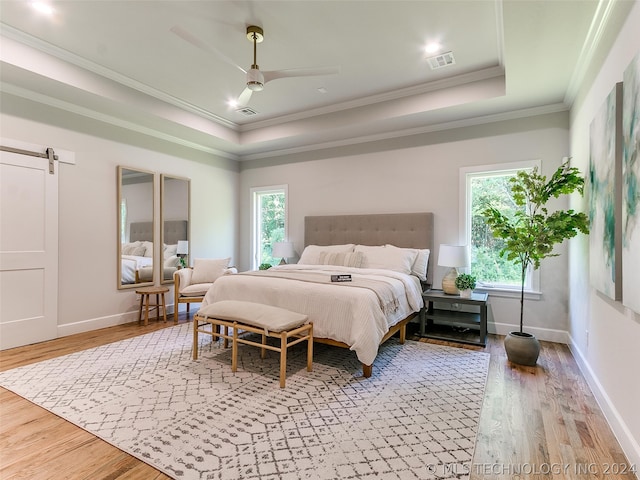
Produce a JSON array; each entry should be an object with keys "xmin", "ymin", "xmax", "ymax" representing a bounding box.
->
[
  {"xmin": 170, "ymin": 25, "xmax": 247, "ymax": 74},
  {"xmin": 237, "ymin": 87, "xmax": 253, "ymax": 107},
  {"xmin": 262, "ymin": 66, "xmax": 340, "ymax": 84}
]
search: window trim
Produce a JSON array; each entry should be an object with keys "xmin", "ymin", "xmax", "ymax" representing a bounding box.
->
[
  {"xmin": 249, "ymin": 184, "xmax": 288, "ymax": 270},
  {"xmin": 459, "ymin": 160, "xmax": 542, "ymax": 298}
]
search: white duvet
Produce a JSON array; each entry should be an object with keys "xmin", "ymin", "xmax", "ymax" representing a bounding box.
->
[{"xmin": 201, "ymin": 264, "xmax": 423, "ymax": 365}]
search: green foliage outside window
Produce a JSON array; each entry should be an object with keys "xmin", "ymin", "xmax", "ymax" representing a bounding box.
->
[
  {"xmin": 470, "ymin": 174, "xmax": 525, "ymax": 286},
  {"xmin": 258, "ymin": 192, "xmax": 285, "ymax": 266}
]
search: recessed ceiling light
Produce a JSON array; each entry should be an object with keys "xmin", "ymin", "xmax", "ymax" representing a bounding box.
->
[
  {"xmin": 424, "ymin": 42, "xmax": 442, "ymax": 55},
  {"xmin": 31, "ymin": 1, "xmax": 54, "ymax": 15},
  {"xmin": 227, "ymin": 98, "xmax": 239, "ymax": 109}
]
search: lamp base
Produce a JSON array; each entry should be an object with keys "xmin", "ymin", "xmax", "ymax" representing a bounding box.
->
[{"xmin": 442, "ymin": 267, "xmax": 459, "ymax": 295}]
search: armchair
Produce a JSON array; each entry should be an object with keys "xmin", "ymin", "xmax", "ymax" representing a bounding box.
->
[{"xmin": 173, "ymin": 258, "xmax": 235, "ymax": 322}]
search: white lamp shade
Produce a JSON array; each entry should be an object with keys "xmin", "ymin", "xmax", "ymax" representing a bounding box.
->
[
  {"xmin": 272, "ymin": 241, "xmax": 295, "ymax": 259},
  {"xmin": 176, "ymin": 240, "xmax": 189, "ymax": 255},
  {"xmin": 438, "ymin": 244, "xmax": 470, "ymax": 268}
]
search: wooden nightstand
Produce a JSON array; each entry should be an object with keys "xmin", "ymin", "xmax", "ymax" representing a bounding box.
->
[{"xmin": 420, "ymin": 289, "xmax": 488, "ymax": 347}]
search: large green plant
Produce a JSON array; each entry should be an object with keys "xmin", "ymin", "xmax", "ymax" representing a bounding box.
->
[{"xmin": 482, "ymin": 160, "xmax": 589, "ymax": 333}]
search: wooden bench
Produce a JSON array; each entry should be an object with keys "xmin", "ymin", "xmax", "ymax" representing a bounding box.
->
[{"xmin": 193, "ymin": 300, "xmax": 313, "ymax": 388}]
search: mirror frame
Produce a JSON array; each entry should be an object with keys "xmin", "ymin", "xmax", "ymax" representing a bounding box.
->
[
  {"xmin": 160, "ymin": 174, "xmax": 191, "ymax": 285},
  {"xmin": 117, "ymin": 166, "xmax": 156, "ymax": 290}
]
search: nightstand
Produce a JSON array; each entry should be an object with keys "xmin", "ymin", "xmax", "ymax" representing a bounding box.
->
[{"xmin": 420, "ymin": 289, "xmax": 488, "ymax": 347}]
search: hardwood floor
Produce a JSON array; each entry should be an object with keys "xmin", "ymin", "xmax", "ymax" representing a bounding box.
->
[{"xmin": 0, "ymin": 316, "xmax": 636, "ymax": 479}]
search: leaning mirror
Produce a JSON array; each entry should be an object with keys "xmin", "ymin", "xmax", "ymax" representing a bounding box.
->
[
  {"xmin": 117, "ymin": 166, "xmax": 155, "ymax": 289},
  {"xmin": 160, "ymin": 174, "xmax": 190, "ymax": 284}
]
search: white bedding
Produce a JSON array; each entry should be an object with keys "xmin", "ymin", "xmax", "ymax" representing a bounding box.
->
[
  {"xmin": 121, "ymin": 255, "xmax": 153, "ymax": 284},
  {"xmin": 201, "ymin": 264, "xmax": 423, "ymax": 365}
]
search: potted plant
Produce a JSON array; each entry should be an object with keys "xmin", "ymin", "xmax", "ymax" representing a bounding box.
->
[
  {"xmin": 482, "ymin": 159, "xmax": 589, "ymax": 366},
  {"xmin": 258, "ymin": 263, "xmax": 272, "ymax": 270},
  {"xmin": 455, "ymin": 273, "xmax": 476, "ymax": 298}
]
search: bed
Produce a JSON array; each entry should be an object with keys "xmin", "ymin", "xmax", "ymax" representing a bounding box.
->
[{"xmin": 200, "ymin": 212, "xmax": 434, "ymax": 377}]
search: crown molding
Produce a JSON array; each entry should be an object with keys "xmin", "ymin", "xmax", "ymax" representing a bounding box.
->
[
  {"xmin": 239, "ymin": 66, "xmax": 505, "ymax": 132},
  {"xmin": 239, "ymin": 103, "xmax": 568, "ymax": 162},
  {"xmin": 564, "ymin": 0, "xmax": 617, "ymax": 105},
  {"xmin": 1, "ymin": 82, "xmax": 239, "ymax": 160},
  {"xmin": 0, "ymin": 23, "xmax": 239, "ymax": 131}
]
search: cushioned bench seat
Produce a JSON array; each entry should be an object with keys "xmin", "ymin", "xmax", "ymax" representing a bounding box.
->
[{"xmin": 194, "ymin": 300, "xmax": 313, "ymax": 388}]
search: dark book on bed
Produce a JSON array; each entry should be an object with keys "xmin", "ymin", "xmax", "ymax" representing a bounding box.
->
[{"xmin": 331, "ymin": 274, "xmax": 352, "ymax": 282}]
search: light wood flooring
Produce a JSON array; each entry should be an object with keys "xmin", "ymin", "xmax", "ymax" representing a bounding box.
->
[{"xmin": 0, "ymin": 314, "xmax": 636, "ymax": 479}]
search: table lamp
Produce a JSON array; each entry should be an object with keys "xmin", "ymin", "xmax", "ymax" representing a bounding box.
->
[
  {"xmin": 176, "ymin": 240, "xmax": 189, "ymax": 268},
  {"xmin": 438, "ymin": 244, "xmax": 470, "ymax": 294},
  {"xmin": 272, "ymin": 241, "xmax": 295, "ymax": 265}
]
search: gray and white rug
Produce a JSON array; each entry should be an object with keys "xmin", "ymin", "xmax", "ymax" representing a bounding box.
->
[{"xmin": 0, "ymin": 323, "xmax": 490, "ymax": 480}]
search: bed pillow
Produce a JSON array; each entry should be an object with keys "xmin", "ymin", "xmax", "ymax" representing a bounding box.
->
[
  {"xmin": 355, "ymin": 244, "xmax": 417, "ymax": 275},
  {"xmin": 141, "ymin": 241, "xmax": 154, "ymax": 258},
  {"xmin": 122, "ymin": 241, "xmax": 144, "ymax": 256},
  {"xmin": 411, "ymin": 248, "xmax": 430, "ymax": 281},
  {"xmin": 318, "ymin": 250, "xmax": 365, "ymax": 268},
  {"xmin": 190, "ymin": 257, "xmax": 231, "ymax": 284},
  {"xmin": 164, "ymin": 243, "xmax": 178, "ymax": 259},
  {"xmin": 298, "ymin": 244, "xmax": 355, "ymax": 265},
  {"xmin": 164, "ymin": 255, "xmax": 179, "ymax": 268},
  {"xmin": 386, "ymin": 245, "xmax": 430, "ymax": 281}
]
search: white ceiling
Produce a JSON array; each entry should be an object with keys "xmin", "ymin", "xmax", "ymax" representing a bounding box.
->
[{"xmin": 0, "ymin": 0, "xmax": 632, "ymax": 161}]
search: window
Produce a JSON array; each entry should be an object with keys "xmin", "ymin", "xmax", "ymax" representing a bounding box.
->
[
  {"xmin": 120, "ymin": 198, "xmax": 127, "ymax": 243},
  {"xmin": 250, "ymin": 185, "xmax": 288, "ymax": 270},
  {"xmin": 461, "ymin": 161, "xmax": 540, "ymax": 292}
]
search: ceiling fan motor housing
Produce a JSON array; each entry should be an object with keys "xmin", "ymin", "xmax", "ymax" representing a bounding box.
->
[{"xmin": 247, "ymin": 67, "xmax": 264, "ymax": 91}]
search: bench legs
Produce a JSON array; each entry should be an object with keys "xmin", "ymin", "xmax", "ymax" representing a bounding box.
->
[{"xmin": 193, "ymin": 315, "xmax": 313, "ymax": 388}]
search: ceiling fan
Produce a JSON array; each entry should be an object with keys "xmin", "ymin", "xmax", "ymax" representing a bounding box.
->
[{"xmin": 171, "ymin": 25, "xmax": 340, "ymax": 108}]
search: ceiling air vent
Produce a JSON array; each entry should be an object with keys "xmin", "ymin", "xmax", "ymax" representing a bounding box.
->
[
  {"xmin": 427, "ymin": 51, "xmax": 456, "ymax": 70},
  {"xmin": 236, "ymin": 107, "xmax": 258, "ymax": 116}
]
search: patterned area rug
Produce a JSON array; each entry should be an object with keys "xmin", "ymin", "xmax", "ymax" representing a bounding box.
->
[{"xmin": 0, "ymin": 323, "xmax": 489, "ymax": 480}]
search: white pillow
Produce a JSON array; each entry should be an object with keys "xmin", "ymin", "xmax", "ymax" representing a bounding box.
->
[
  {"xmin": 122, "ymin": 241, "xmax": 142, "ymax": 255},
  {"xmin": 318, "ymin": 250, "xmax": 365, "ymax": 268},
  {"xmin": 164, "ymin": 255, "xmax": 179, "ymax": 268},
  {"xmin": 355, "ymin": 244, "xmax": 417, "ymax": 275},
  {"xmin": 386, "ymin": 245, "xmax": 430, "ymax": 281},
  {"xmin": 191, "ymin": 257, "xmax": 230, "ymax": 284},
  {"xmin": 298, "ymin": 244, "xmax": 355, "ymax": 265},
  {"xmin": 164, "ymin": 243, "xmax": 178, "ymax": 259},
  {"xmin": 141, "ymin": 241, "xmax": 154, "ymax": 258}
]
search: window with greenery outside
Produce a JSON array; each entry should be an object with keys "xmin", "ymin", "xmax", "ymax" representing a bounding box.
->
[
  {"xmin": 470, "ymin": 171, "xmax": 532, "ymax": 288},
  {"xmin": 258, "ymin": 192, "xmax": 285, "ymax": 267}
]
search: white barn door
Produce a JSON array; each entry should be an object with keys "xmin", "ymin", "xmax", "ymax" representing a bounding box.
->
[{"xmin": 0, "ymin": 148, "xmax": 58, "ymax": 350}]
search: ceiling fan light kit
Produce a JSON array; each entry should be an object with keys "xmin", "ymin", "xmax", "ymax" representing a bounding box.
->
[{"xmin": 247, "ymin": 68, "xmax": 264, "ymax": 91}]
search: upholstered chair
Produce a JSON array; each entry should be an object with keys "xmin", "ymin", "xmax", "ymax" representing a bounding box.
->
[{"xmin": 173, "ymin": 258, "xmax": 236, "ymax": 322}]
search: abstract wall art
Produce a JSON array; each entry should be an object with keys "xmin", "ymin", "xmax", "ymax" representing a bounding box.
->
[
  {"xmin": 622, "ymin": 52, "xmax": 640, "ymax": 314},
  {"xmin": 589, "ymin": 82, "xmax": 622, "ymax": 301}
]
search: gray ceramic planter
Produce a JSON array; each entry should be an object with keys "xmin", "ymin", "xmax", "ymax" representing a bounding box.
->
[{"xmin": 504, "ymin": 331, "xmax": 540, "ymax": 366}]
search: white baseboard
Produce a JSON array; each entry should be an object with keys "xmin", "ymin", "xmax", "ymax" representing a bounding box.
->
[
  {"xmin": 568, "ymin": 335, "xmax": 640, "ymax": 469},
  {"xmin": 489, "ymin": 321, "xmax": 569, "ymax": 343},
  {"xmin": 57, "ymin": 305, "xmax": 178, "ymax": 338}
]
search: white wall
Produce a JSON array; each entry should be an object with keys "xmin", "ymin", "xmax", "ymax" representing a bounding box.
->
[
  {"xmin": 239, "ymin": 113, "xmax": 572, "ymax": 341},
  {"xmin": 568, "ymin": 0, "xmax": 640, "ymax": 467},
  {"xmin": 0, "ymin": 97, "xmax": 239, "ymax": 336}
]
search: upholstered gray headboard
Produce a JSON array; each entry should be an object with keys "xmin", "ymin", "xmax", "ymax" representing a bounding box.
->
[
  {"xmin": 164, "ymin": 220, "xmax": 188, "ymax": 245},
  {"xmin": 129, "ymin": 221, "xmax": 153, "ymax": 242},
  {"xmin": 304, "ymin": 212, "xmax": 434, "ymax": 286},
  {"xmin": 129, "ymin": 220, "xmax": 187, "ymax": 245}
]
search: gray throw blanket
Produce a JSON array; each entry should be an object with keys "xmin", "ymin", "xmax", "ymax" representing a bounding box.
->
[{"xmin": 240, "ymin": 270, "xmax": 400, "ymax": 316}]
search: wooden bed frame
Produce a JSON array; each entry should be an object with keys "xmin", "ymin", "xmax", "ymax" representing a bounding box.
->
[{"xmin": 304, "ymin": 212, "xmax": 434, "ymax": 377}]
